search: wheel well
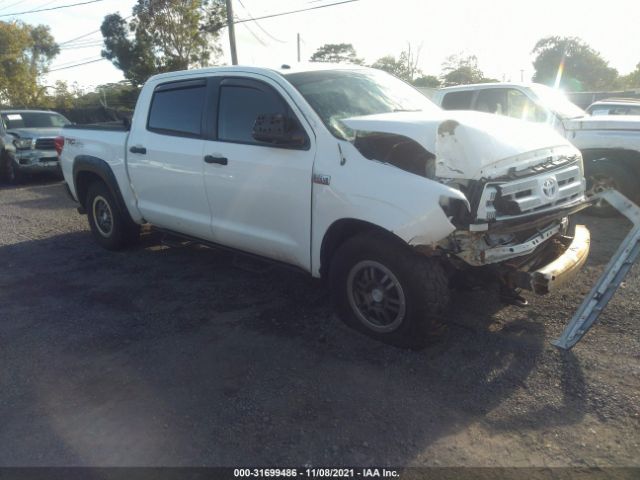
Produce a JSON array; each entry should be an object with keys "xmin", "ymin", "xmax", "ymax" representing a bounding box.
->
[
  {"xmin": 319, "ymin": 219, "xmax": 405, "ymax": 279},
  {"xmin": 581, "ymin": 148, "xmax": 640, "ymax": 181},
  {"xmin": 75, "ymin": 171, "xmax": 105, "ymax": 207}
]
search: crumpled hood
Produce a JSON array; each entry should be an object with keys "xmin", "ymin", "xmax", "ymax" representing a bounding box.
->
[
  {"xmin": 342, "ymin": 110, "xmax": 573, "ymax": 179},
  {"xmin": 564, "ymin": 115, "xmax": 640, "ymax": 132},
  {"xmin": 7, "ymin": 127, "xmax": 62, "ymax": 139}
]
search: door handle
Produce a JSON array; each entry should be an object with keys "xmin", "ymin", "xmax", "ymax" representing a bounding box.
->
[
  {"xmin": 204, "ymin": 155, "xmax": 228, "ymax": 165},
  {"xmin": 129, "ymin": 145, "xmax": 147, "ymax": 154}
]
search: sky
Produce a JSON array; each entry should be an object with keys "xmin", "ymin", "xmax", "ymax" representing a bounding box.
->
[{"xmin": 1, "ymin": 0, "xmax": 639, "ymax": 91}]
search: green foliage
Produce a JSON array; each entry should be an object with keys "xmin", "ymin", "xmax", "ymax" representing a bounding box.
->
[
  {"xmin": 309, "ymin": 43, "xmax": 363, "ymax": 64},
  {"xmin": 101, "ymin": 0, "xmax": 227, "ymax": 86},
  {"xmin": 440, "ymin": 54, "xmax": 490, "ymax": 87},
  {"xmin": 372, "ymin": 45, "xmax": 424, "ymax": 83},
  {"xmin": 0, "ymin": 20, "xmax": 59, "ymax": 107},
  {"xmin": 619, "ymin": 62, "xmax": 640, "ymax": 89},
  {"xmin": 41, "ymin": 80, "xmax": 140, "ymax": 111},
  {"xmin": 372, "ymin": 55, "xmax": 409, "ymax": 81},
  {"xmin": 79, "ymin": 82, "xmax": 140, "ymax": 110},
  {"xmin": 41, "ymin": 81, "xmax": 83, "ymax": 109},
  {"xmin": 412, "ymin": 75, "xmax": 440, "ymax": 88},
  {"xmin": 532, "ymin": 36, "xmax": 618, "ymax": 91}
]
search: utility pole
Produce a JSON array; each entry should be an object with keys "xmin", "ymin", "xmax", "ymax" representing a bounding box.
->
[
  {"xmin": 520, "ymin": 69, "xmax": 524, "ymax": 82},
  {"xmin": 226, "ymin": 0, "xmax": 238, "ymax": 65},
  {"xmin": 297, "ymin": 33, "xmax": 301, "ymax": 62}
]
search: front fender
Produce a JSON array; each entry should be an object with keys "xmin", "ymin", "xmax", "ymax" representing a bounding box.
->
[{"xmin": 311, "ymin": 142, "xmax": 468, "ymax": 276}]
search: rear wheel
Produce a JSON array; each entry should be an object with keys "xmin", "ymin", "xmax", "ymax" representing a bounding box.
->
[
  {"xmin": 330, "ymin": 231, "xmax": 450, "ymax": 349},
  {"xmin": 86, "ymin": 181, "xmax": 138, "ymax": 250},
  {"xmin": 586, "ymin": 161, "xmax": 635, "ymax": 217}
]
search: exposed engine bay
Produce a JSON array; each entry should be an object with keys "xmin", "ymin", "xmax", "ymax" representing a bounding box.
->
[
  {"xmin": 353, "ymin": 132, "xmax": 437, "ymax": 179},
  {"xmin": 352, "ymin": 130, "xmax": 589, "ymax": 271}
]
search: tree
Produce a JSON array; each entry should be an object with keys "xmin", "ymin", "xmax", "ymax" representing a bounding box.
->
[
  {"xmin": 371, "ymin": 44, "xmax": 423, "ymax": 83},
  {"xmin": 440, "ymin": 54, "xmax": 493, "ymax": 87},
  {"xmin": 412, "ymin": 75, "xmax": 440, "ymax": 88},
  {"xmin": 532, "ymin": 36, "xmax": 618, "ymax": 91},
  {"xmin": 101, "ymin": 0, "xmax": 226, "ymax": 86},
  {"xmin": 620, "ymin": 62, "xmax": 640, "ymax": 89},
  {"xmin": 0, "ymin": 21, "xmax": 59, "ymax": 106},
  {"xmin": 42, "ymin": 81, "xmax": 83, "ymax": 110},
  {"xmin": 309, "ymin": 43, "xmax": 363, "ymax": 64},
  {"xmin": 371, "ymin": 55, "xmax": 407, "ymax": 80}
]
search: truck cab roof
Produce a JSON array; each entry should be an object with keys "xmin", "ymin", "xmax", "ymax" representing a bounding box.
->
[
  {"xmin": 436, "ymin": 82, "xmax": 540, "ymax": 92},
  {"xmin": 147, "ymin": 63, "xmax": 370, "ymax": 84}
]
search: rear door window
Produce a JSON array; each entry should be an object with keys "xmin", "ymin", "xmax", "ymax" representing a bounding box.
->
[
  {"xmin": 441, "ymin": 91, "xmax": 474, "ymax": 110},
  {"xmin": 148, "ymin": 80, "xmax": 206, "ymax": 137}
]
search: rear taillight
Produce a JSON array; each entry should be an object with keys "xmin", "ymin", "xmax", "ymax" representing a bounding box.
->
[{"xmin": 54, "ymin": 136, "xmax": 64, "ymax": 156}]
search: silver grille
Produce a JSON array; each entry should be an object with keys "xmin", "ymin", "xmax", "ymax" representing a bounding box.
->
[
  {"xmin": 35, "ymin": 137, "xmax": 56, "ymax": 150},
  {"xmin": 477, "ymin": 163, "xmax": 585, "ymax": 222}
]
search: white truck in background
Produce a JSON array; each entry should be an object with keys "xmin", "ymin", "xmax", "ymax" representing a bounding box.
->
[
  {"xmin": 432, "ymin": 83, "xmax": 640, "ymax": 216},
  {"xmin": 59, "ymin": 65, "xmax": 598, "ymax": 349}
]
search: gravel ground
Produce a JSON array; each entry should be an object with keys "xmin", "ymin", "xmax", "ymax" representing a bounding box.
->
[{"xmin": 0, "ymin": 179, "xmax": 638, "ymax": 467}]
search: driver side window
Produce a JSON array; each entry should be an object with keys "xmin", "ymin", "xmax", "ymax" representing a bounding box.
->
[{"xmin": 217, "ymin": 84, "xmax": 286, "ymax": 144}]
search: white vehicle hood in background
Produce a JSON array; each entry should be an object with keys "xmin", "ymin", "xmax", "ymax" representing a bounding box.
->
[
  {"xmin": 564, "ymin": 115, "xmax": 640, "ymax": 132},
  {"xmin": 342, "ymin": 110, "xmax": 572, "ymax": 180}
]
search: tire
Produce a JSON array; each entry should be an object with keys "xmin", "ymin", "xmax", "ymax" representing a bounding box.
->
[
  {"xmin": 85, "ymin": 181, "xmax": 138, "ymax": 250},
  {"xmin": 585, "ymin": 161, "xmax": 636, "ymax": 217},
  {"xmin": 1, "ymin": 155, "xmax": 22, "ymax": 185},
  {"xmin": 329, "ymin": 231, "xmax": 450, "ymax": 349}
]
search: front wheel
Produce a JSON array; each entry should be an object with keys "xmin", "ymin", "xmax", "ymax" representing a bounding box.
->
[
  {"xmin": 1, "ymin": 156, "xmax": 22, "ymax": 185},
  {"xmin": 585, "ymin": 161, "xmax": 635, "ymax": 217},
  {"xmin": 329, "ymin": 232, "xmax": 450, "ymax": 349},
  {"xmin": 86, "ymin": 181, "xmax": 138, "ymax": 250}
]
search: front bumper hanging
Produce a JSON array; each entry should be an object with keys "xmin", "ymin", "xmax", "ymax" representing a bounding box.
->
[{"xmin": 522, "ymin": 225, "xmax": 591, "ymax": 295}]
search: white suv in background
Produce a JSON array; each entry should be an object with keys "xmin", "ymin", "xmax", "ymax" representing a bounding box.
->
[{"xmin": 586, "ymin": 98, "xmax": 640, "ymax": 116}]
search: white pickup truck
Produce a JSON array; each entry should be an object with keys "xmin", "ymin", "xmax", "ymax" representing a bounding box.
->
[
  {"xmin": 60, "ymin": 65, "xmax": 593, "ymax": 348},
  {"xmin": 432, "ymin": 83, "xmax": 640, "ymax": 216}
]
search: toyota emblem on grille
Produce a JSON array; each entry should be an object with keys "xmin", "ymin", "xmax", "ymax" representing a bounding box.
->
[{"xmin": 542, "ymin": 177, "xmax": 558, "ymax": 199}]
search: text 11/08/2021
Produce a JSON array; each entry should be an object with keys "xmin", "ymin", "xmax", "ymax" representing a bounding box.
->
[{"xmin": 234, "ymin": 469, "xmax": 399, "ymax": 478}]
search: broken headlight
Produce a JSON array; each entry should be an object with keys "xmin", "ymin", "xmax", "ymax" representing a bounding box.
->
[{"xmin": 13, "ymin": 138, "xmax": 34, "ymax": 150}]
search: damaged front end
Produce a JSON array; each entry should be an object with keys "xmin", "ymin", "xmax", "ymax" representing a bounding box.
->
[
  {"xmin": 438, "ymin": 147, "xmax": 591, "ymax": 296},
  {"xmin": 343, "ymin": 110, "xmax": 592, "ymax": 297},
  {"xmin": 442, "ymin": 217, "xmax": 590, "ymax": 295}
]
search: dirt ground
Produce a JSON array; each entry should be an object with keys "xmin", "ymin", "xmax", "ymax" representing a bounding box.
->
[{"xmin": 0, "ymin": 179, "xmax": 638, "ymax": 467}]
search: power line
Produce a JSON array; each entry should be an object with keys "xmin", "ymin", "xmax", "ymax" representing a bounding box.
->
[
  {"xmin": 49, "ymin": 1, "xmax": 361, "ymax": 72},
  {"xmin": 60, "ymin": 30, "xmax": 102, "ymax": 45},
  {"xmin": 59, "ymin": 15, "xmax": 132, "ymax": 46},
  {"xmin": 0, "ymin": 0, "xmax": 28, "ymax": 12},
  {"xmin": 236, "ymin": 15, "xmax": 267, "ymax": 46},
  {"xmin": 233, "ymin": 0, "xmax": 359, "ymax": 24},
  {"xmin": 49, "ymin": 54, "xmax": 101, "ymax": 68},
  {"xmin": 60, "ymin": 42, "xmax": 104, "ymax": 50},
  {"xmin": 237, "ymin": 0, "xmax": 286, "ymax": 43},
  {"xmin": 49, "ymin": 57, "xmax": 105, "ymax": 72},
  {"xmin": 0, "ymin": 0, "xmax": 104, "ymax": 18}
]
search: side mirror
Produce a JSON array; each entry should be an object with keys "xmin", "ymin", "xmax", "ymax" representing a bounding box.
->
[{"xmin": 252, "ymin": 113, "xmax": 306, "ymax": 147}]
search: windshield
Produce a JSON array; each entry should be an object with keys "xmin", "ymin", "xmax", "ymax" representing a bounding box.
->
[
  {"xmin": 285, "ymin": 69, "xmax": 439, "ymax": 140},
  {"xmin": 529, "ymin": 84, "xmax": 585, "ymax": 119},
  {"xmin": 1, "ymin": 111, "xmax": 70, "ymax": 130}
]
